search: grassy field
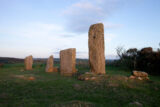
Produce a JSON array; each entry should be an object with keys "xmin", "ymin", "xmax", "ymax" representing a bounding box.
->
[{"xmin": 0, "ymin": 63, "xmax": 160, "ymax": 107}]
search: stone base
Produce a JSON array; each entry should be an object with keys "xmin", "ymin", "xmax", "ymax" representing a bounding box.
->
[
  {"xmin": 25, "ymin": 68, "xmax": 33, "ymax": 71},
  {"xmin": 129, "ymin": 75, "xmax": 149, "ymax": 80},
  {"xmin": 53, "ymin": 67, "xmax": 59, "ymax": 72},
  {"xmin": 129, "ymin": 71, "xmax": 149, "ymax": 80},
  {"xmin": 78, "ymin": 72, "xmax": 108, "ymax": 81},
  {"xmin": 61, "ymin": 73, "xmax": 74, "ymax": 76},
  {"xmin": 133, "ymin": 71, "xmax": 148, "ymax": 77},
  {"xmin": 46, "ymin": 67, "xmax": 59, "ymax": 73},
  {"xmin": 45, "ymin": 67, "xmax": 53, "ymax": 72}
]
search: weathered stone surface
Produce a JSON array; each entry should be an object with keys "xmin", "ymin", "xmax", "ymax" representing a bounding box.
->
[
  {"xmin": 45, "ymin": 55, "xmax": 59, "ymax": 72},
  {"xmin": 60, "ymin": 48, "xmax": 76, "ymax": 76},
  {"xmin": 88, "ymin": 23, "xmax": 105, "ymax": 74},
  {"xmin": 129, "ymin": 75, "xmax": 136, "ymax": 79},
  {"xmin": 45, "ymin": 55, "xmax": 54, "ymax": 72},
  {"xmin": 133, "ymin": 71, "xmax": 148, "ymax": 77},
  {"xmin": 138, "ymin": 77, "xmax": 143, "ymax": 80},
  {"xmin": 24, "ymin": 55, "xmax": 33, "ymax": 70},
  {"xmin": 129, "ymin": 71, "xmax": 149, "ymax": 80},
  {"xmin": 53, "ymin": 67, "xmax": 59, "ymax": 72}
]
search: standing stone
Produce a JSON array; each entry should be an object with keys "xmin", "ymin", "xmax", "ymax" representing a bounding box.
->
[
  {"xmin": 88, "ymin": 23, "xmax": 106, "ymax": 74},
  {"xmin": 60, "ymin": 48, "xmax": 76, "ymax": 76},
  {"xmin": 24, "ymin": 55, "xmax": 33, "ymax": 70},
  {"xmin": 53, "ymin": 67, "xmax": 58, "ymax": 72},
  {"xmin": 45, "ymin": 55, "xmax": 54, "ymax": 72}
]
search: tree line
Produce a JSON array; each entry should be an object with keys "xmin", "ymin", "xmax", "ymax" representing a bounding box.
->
[{"xmin": 116, "ymin": 44, "xmax": 160, "ymax": 75}]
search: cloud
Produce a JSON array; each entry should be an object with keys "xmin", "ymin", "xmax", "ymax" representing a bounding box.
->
[
  {"xmin": 0, "ymin": 22, "xmax": 86, "ymax": 58},
  {"xmin": 63, "ymin": 0, "xmax": 122, "ymax": 33},
  {"xmin": 0, "ymin": 22, "xmax": 64, "ymax": 38}
]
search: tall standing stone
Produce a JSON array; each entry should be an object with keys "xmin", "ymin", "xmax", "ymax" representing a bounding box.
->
[
  {"xmin": 24, "ymin": 55, "xmax": 33, "ymax": 70},
  {"xmin": 45, "ymin": 55, "xmax": 54, "ymax": 72},
  {"xmin": 88, "ymin": 23, "xmax": 106, "ymax": 74},
  {"xmin": 60, "ymin": 48, "xmax": 76, "ymax": 76}
]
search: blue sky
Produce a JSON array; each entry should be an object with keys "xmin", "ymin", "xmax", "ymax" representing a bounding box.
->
[{"xmin": 0, "ymin": 0, "xmax": 160, "ymax": 59}]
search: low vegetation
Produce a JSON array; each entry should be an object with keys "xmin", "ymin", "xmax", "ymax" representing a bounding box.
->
[
  {"xmin": 116, "ymin": 46, "xmax": 160, "ymax": 75},
  {"xmin": 0, "ymin": 63, "xmax": 160, "ymax": 107}
]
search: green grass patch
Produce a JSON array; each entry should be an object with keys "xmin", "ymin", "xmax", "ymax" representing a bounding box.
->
[{"xmin": 0, "ymin": 63, "xmax": 160, "ymax": 107}]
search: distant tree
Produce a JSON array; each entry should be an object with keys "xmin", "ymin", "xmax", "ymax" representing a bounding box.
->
[
  {"xmin": 116, "ymin": 46, "xmax": 126, "ymax": 59},
  {"xmin": 126, "ymin": 48, "xmax": 138, "ymax": 69},
  {"xmin": 116, "ymin": 46, "xmax": 135, "ymax": 69},
  {"xmin": 116, "ymin": 45, "xmax": 160, "ymax": 75}
]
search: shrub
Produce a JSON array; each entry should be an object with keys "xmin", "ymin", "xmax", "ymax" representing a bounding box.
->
[{"xmin": 117, "ymin": 47, "xmax": 160, "ymax": 75}]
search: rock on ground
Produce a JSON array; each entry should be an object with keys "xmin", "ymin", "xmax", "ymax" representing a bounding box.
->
[
  {"xmin": 129, "ymin": 101, "xmax": 143, "ymax": 107},
  {"xmin": 133, "ymin": 71, "xmax": 148, "ymax": 77},
  {"xmin": 129, "ymin": 71, "xmax": 149, "ymax": 80}
]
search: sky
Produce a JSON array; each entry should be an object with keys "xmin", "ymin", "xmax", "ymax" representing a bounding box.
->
[{"xmin": 0, "ymin": 0, "xmax": 160, "ymax": 59}]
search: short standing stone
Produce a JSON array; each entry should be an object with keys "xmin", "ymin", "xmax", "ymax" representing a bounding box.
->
[
  {"xmin": 60, "ymin": 48, "xmax": 76, "ymax": 76},
  {"xmin": 88, "ymin": 23, "xmax": 106, "ymax": 74},
  {"xmin": 45, "ymin": 55, "xmax": 54, "ymax": 72},
  {"xmin": 53, "ymin": 67, "xmax": 58, "ymax": 72},
  {"xmin": 24, "ymin": 55, "xmax": 33, "ymax": 70}
]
